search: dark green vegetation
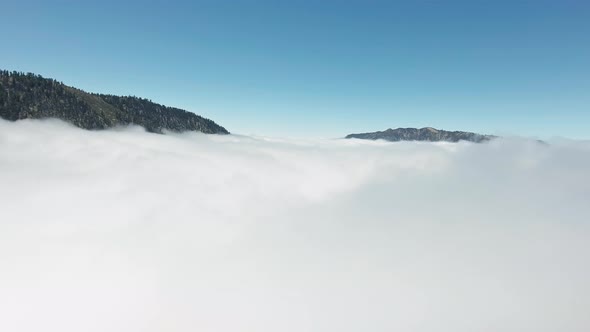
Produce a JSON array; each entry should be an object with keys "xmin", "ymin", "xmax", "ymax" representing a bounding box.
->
[
  {"xmin": 0, "ymin": 70, "xmax": 229, "ymax": 134},
  {"xmin": 346, "ymin": 127, "xmax": 496, "ymax": 143}
]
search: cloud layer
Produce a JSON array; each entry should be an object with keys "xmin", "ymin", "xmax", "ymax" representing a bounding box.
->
[{"xmin": 1, "ymin": 119, "xmax": 589, "ymax": 332}]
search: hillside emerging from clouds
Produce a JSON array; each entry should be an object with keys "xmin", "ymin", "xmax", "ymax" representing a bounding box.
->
[
  {"xmin": 0, "ymin": 70, "xmax": 229, "ymax": 134},
  {"xmin": 346, "ymin": 127, "xmax": 496, "ymax": 143}
]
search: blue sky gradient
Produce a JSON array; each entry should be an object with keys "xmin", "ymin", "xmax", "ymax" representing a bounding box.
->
[{"xmin": 2, "ymin": 0, "xmax": 589, "ymax": 138}]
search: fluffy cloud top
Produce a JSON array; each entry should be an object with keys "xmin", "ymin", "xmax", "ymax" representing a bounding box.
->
[{"xmin": 1, "ymin": 119, "xmax": 589, "ymax": 332}]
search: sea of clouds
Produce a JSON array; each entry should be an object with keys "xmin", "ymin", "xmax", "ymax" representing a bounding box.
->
[{"xmin": 0, "ymin": 119, "xmax": 589, "ymax": 332}]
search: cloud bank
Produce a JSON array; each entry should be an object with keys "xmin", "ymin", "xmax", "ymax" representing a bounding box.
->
[{"xmin": 0, "ymin": 119, "xmax": 589, "ymax": 332}]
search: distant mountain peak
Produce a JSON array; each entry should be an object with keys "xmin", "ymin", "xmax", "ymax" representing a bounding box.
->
[{"xmin": 346, "ymin": 127, "xmax": 495, "ymax": 143}]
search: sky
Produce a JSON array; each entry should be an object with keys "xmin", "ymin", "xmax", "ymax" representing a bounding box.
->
[{"xmin": 2, "ymin": 0, "xmax": 589, "ymax": 138}]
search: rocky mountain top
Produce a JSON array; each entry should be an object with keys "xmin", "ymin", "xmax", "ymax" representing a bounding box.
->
[{"xmin": 346, "ymin": 127, "xmax": 495, "ymax": 143}]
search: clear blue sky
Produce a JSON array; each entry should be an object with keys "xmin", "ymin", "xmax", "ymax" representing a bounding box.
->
[{"xmin": 2, "ymin": 0, "xmax": 589, "ymax": 138}]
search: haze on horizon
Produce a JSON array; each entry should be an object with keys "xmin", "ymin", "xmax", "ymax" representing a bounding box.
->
[{"xmin": 2, "ymin": 0, "xmax": 589, "ymax": 138}]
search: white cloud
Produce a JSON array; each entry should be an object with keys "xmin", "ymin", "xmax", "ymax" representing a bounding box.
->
[{"xmin": 0, "ymin": 119, "xmax": 589, "ymax": 332}]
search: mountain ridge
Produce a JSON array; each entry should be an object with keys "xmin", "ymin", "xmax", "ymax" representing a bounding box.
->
[
  {"xmin": 346, "ymin": 127, "xmax": 496, "ymax": 143},
  {"xmin": 0, "ymin": 70, "xmax": 229, "ymax": 134}
]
